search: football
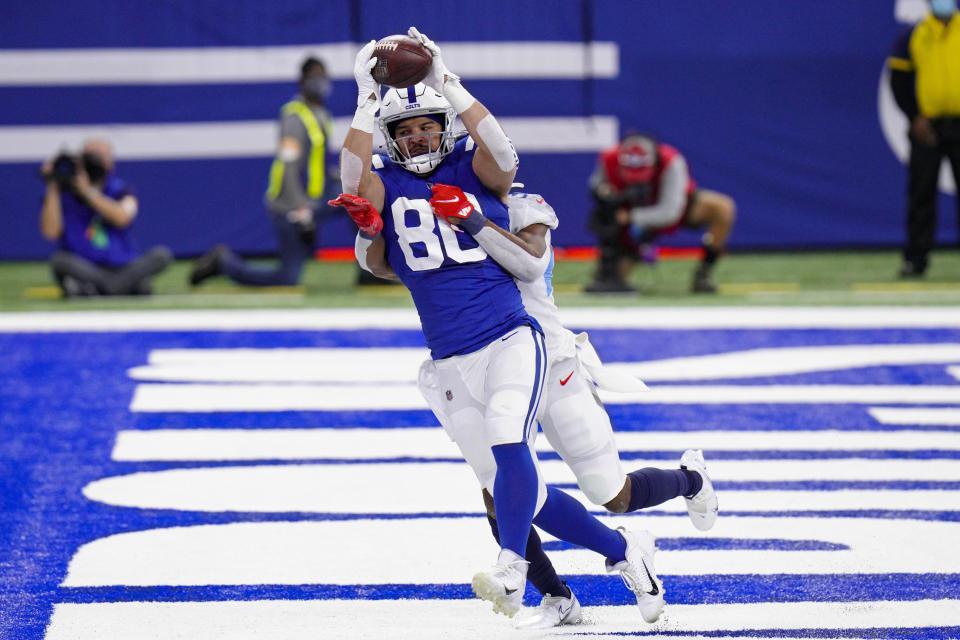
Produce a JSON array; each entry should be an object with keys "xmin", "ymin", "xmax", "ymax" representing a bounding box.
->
[{"xmin": 370, "ymin": 35, "xmax": 432, "ymax": 89}]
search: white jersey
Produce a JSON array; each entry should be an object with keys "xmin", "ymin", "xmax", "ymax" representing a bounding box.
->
[{"xmin": 506, "ymin": 192, "xmax": 577, "ymax": 362}]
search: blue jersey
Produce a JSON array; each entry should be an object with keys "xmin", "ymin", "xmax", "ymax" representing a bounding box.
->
[
  {"xmin": 58, "ymin": 175, "xmax": 139, "ymax": 267},
  {"xmin": 372, "ymin": 136, "xmax": 538, "ymax": 359}
]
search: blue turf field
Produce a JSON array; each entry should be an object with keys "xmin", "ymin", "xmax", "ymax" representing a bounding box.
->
[{"xmin": 3, "ymin": 311, "xmax": 960, "ymax": 639}]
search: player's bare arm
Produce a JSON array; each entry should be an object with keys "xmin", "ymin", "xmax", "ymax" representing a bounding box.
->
[{"xmin": 408, "ymin": 27, "xmax": 518, "ymax": 199}]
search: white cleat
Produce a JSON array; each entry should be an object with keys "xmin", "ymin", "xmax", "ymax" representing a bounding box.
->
[
  {"xmin": 514, "ymin": 588, "xmax": 582, "ymax": 629},
  {"xmin": 680, "ymin": 449, "xmax": 719, "ymax": 531},
  {"xmin": 606, "ymin": 527, "xmax": 665, "ymax": 623},
  {"xmin": 471, "ymin": 549, "xmax": 528, "ymax": 618}
]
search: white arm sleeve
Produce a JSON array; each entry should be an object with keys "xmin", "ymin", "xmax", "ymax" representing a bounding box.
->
[
  {"xmin": 472, "ymin": 226, "xmax": 550, "ymax": 282},
  {"xmin": 340, "ymin": 148, "xmax": 364, "ymax": 195},
  {"xmin": 629, "ymin": 155, "xmax": 689, "ymax": 228},
  {"xmin": 354, "ymin": 233, "xmax": 374, "ymax": 273},
  {"xmin": 476, "ymin": 114, "xmax": 519, "ymax": 172}
]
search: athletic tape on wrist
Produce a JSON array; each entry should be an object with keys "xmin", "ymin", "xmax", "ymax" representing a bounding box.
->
[
  {"xmin": 443, "ymin": 78, "xmax": 475, "ymax": 114},
  {"xmin": 351, "ymin": 99, "xmax": 377, "ymax": 133},
  {"xmin": 476, "ymin": 114, "xmax": 519, "ymax": 172}
]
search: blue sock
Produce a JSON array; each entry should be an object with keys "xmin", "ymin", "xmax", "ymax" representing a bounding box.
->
[
  {"xmin": 491, "ymin": 442, "xmax": 539, "ymax": 557},
  {"xmin": 533, "ymin": 486, "xmax": 627, "ymax": 564},
  {"xmin": 627, "ymin": 467, "xmax": 701, "ymax": 511}
]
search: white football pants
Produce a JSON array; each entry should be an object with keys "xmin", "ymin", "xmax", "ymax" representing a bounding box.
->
[{"xmin": 418, "ymin": 324, "xmax": 549, "ymax": 511}]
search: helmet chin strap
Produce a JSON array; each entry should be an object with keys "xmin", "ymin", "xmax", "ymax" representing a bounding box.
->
[{"xmin": 404, "ymin": 152, "xmax": 441, "ymax": 175}]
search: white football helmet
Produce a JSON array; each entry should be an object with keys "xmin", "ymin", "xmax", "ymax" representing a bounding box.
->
[{"xmin": 378, "ymin": 83, "xmax": 457, "ymax": 175}]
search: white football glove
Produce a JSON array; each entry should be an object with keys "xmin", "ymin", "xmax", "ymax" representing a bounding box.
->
[
  {"xmin": 354, "ymin": 40, "xmax": 380, "ymax": 109},
  {"xmin": 408, "ymin": 26, "xmax": 459, "ymax": 92}
]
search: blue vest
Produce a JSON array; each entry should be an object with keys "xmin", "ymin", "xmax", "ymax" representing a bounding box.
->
[
  {"xmin": 58, "ymin": 175, "xmax": 139, "ymax": 267},
  {"xmin": 373, "ymin": 137, "xmax": 538, "ymax": 359}
]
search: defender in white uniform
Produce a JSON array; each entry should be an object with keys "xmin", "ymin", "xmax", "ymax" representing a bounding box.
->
[{"xmin": 421, "ymin": 189, "xmax": 719, "ymax": 629}]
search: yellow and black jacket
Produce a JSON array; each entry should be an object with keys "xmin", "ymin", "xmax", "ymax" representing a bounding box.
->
[{"xmin": 888, "ymin": 12, "xmax": 960, "ymax": 120}]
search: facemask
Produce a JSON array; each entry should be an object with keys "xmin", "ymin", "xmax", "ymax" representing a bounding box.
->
[
  {"xmin": 931, "ymin": 0, "xmax": 957, "ymax": 18},
  {"xmin": 302, "ymin": 76, "xmax": 331, "ymax": 102},
  {"xmin": 81, "ymin": 152, "xmax": 107, "ymax": 183}
]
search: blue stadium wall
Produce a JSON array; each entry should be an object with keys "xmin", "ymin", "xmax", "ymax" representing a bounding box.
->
[{"xmin": 0, "ymin": 1, "xmax": 947, "ymax": 260}]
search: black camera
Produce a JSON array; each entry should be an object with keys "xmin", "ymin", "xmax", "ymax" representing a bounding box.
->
[
  {"xmin": 42, "ymin": 150, "xmax": 108, "ymax": 191},
  {"xmin": 48, "ymin": 152, "xmax": 79, "ymax": 190},
  {"xmin": 621, "ymin": 183, "xmax": 654, "ymax": 207}
]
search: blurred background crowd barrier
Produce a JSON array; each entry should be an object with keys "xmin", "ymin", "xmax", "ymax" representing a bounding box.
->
[{"xmin": 1, "ymin": 0, "xmax": 953, "ymax": 260}]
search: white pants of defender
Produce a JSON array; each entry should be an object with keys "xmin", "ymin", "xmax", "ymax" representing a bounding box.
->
[
  {"xmin": 418, "ymin": 324, "xmax": 550, "ymax": 511},
  {"xmin": 539, "ymin": 354, "xmax": 625, "ymax": 505}
]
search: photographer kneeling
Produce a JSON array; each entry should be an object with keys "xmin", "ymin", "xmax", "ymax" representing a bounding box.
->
[{"xmin": 40, "ymin": 138, "xmax": 172, "ymax": 297}]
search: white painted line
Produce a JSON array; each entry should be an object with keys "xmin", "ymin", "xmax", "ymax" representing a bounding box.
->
[
  {"xmin": 615, "ymin": 344, "xmax": 960, "ymax": 381},
  {"xmin": 0, "ymin": 42, "xmax": 618, "ymax": 86},
  {"xmin": 602, "ymin": 385, "xmax": 960, "ymax": 405},
  {"xmin": 129, "ymin": 344, "xmax": 960, "ymax": 384},
  {"xmin": 45, "ymin": 598, "xmax": 960, "ymax": 640},
  {"xmin": 0, "ymin": 309, "xmax": 422, "ymax": 333},
  {"xmin": 6, "ymin": 307, "xmax": 960, "ymax": 333},
  {"xmin": 82, "ymin": 460, "xmax": 960, "ymax": 514},
  {"xmin": 111, "ymin": 428, "xmax": 960, "ymax": 462},
  {"xmin": 129, "ymin": 383, "xmax": 425, "ymax": 412},
  {"xmin": 129, "ymin": 382, "xmax": 960, "ymax": 412},
  {"xmin": 870, "ymin": 407, "xmax": 960, "ymax": 425},
  {"xmin": 112, "ymin": 428, "xmax": 457, "ymax": 461},
  {"xmin": 131, "ymin": 348, "xmax": 431, "ymax": 383},
  {"xmin": 58, "ymin": 518, "xmax": 960, "ymax": 586},
  {"xmin": 0, "ymin": 116, "xmax": 618, "ymax": 162}
]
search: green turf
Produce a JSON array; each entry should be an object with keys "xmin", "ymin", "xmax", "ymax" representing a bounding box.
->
[{"xmin": 2, "ymin": 249, "xmax": 960, "ymax": 312}]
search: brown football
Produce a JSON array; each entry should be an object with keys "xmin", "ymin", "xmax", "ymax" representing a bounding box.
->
[{"xmin": 370, "ymin": 35, "xmax": 432, "ymax": 89}]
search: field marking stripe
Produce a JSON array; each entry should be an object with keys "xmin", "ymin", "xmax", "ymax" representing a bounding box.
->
[
  {"xmin": 111, "ymin": 428, "xmax": 960, "ymax": 461},
  {"xmin": 127, "ymin": 344, "xmax": 960, "ymax": 383},
  {"xmin": 129, "ymin": 383, "xmax": 960, "ymax": 412},
  {"xmin": 52, "ymin": 574, "xmax": 960, "ymax": 604},
  {"xmin": 44, "ymin": 599, "xmax": 960, "ymax": 639},
  {"xmin": 44, "ymin": 600, "xmax": 960, "ymax": 639},
  {"xmin": 7, "ymin": 307, "xmax": 960, "ymax": 332},
  {"xmin": 870, "ymin": 407, "xmax": 960, "ymax": 425}
]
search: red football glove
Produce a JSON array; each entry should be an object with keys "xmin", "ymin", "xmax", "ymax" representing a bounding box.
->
[
  {"xmin": 328, "ymin": 193, "xmax": 383, "ymax": 236},
  {"xmin": 429, "ymin": 183, "xmax": 486, "ymax": 234}
]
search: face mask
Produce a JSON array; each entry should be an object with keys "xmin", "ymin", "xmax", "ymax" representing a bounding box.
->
[
  {"xmin": 81, "ymin": 152, "xmax": 107, "ymax": 183},
  {"xmin": 932, "ymin": 0, "xmax": 957, "ymax": 18},
  {"xmin": 302, "ymin": 76, "xmax": 331, "ymax": 101}
]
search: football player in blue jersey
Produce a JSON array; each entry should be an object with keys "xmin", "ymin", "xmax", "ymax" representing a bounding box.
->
[{"xmin": 329, "ymin": 28, "xmax": 665, "ymax": 624}]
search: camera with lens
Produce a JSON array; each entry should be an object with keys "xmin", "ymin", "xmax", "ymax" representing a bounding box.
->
[
  {"xmin": 42, "ymin": 149, "xmax": 108, "ymax": 192},
  {"xmin": 47, "ymin": 152, "xmax": 79, "ymax": 190},
  {"xmin": 621, "ymin": 183, "xmax": 653, "ymax": 207}
]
